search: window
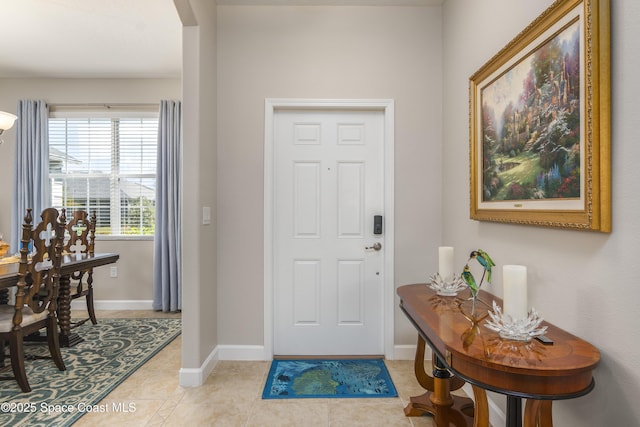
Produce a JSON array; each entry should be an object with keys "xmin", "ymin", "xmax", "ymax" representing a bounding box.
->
[{"xmin": 49, "ymin": 109, "xmax": 158, "ymax": 237}]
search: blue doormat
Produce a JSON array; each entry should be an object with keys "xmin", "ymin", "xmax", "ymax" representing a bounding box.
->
[{"xmin": 262, "ymin": 358, "xmax": 398, "ymax": 399}]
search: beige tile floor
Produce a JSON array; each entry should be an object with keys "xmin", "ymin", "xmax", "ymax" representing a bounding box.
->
[{"xmin": 70, "ymin": 310, "xmax": 462, "ymax": 427}]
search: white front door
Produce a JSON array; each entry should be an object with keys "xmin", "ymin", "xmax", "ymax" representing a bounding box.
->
[{"xmin": 273, "ymin": 109, "xmax": 385, "ymax": 356}]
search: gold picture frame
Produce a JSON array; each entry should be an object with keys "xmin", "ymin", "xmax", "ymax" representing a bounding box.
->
[{"xmin": 469, "ymin": 0, "xmax": 610, "ymax": 232}]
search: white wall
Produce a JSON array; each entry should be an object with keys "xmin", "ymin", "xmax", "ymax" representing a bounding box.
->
[
  {"xmin": 216, "ymin": 5, "xmax": 443, "ymax": 348},
  {"xmin": 0, "ymin": 78, "xmax": 180, "ymax": 303},
  {"xmin": 442, "ymin": 0, "xmax": 640, "ymax": 424}
]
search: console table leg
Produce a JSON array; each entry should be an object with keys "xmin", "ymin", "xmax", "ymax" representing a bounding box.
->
[
  {"xmin": 431, "ymin": 355, "xmax": 454, "ymax": 406},
  {"xmin": 507, "ymin": 396, "xmax": 523, "ymax": 427},
  {"xmin": 404, "ymin": 334, "xmax": 475, "ymax": 427},
  {"xmin": 413, "ymin": 334, "xmax": 435, "ymax": 391},
  {"xmin": 471, "ymin": 385, "xmax": 489, "ymax": 427},
  {"xmin": 539, "ymin": 401, "xmax": 553, "ymax": 427},
  {"xmin": 524, "ymin": 400, "xmax": 553, "ymax": 427}
]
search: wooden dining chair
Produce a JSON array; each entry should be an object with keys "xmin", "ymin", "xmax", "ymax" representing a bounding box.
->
[
  {"xmin": 0, "ymin": 207, "xmax": 66, "ymax": 392},
  {"xmin": 62, "ymin": 209, "xmax": 98, "ymax": 327}
]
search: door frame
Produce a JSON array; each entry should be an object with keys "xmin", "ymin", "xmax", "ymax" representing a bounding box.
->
[{"xmin": 264, "ymin": 98, "xmax": 395, "ymax": 359}]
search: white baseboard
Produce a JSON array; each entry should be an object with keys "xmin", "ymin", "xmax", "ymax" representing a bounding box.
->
[
  {"xmin": 208, "ymin": 344, "xmax": 428, "ymax": 362},
  {"xmin": 217, "ymin": 345, "xmax": 267, "ymax": 361},
  {"xmin": 179, "ymin": 346, "xmax": 219, "ymax": 387},
  {"xmin": 178, "ymin": 345, "xmax": 266, "ymax": 387},
  {"xmin": 178, "ymin": 345, "xmax": 265, "ymax": 387},
  {"xmin": 71, "ymin": 300, "xmax": 154, "ymax": 311},
  {"xmin": 393, "ymin": 344, "xmax": 432, "ymax": 360}
]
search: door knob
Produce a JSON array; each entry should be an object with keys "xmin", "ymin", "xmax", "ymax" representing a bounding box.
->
[{"xmin": 365, "ymin": 242, "xmax": 382, "ymax": 251}]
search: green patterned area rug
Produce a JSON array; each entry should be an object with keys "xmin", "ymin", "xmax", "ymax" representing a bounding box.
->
[
  {"xmin": 262, "ymin": 358, "xmax": 397, "ymax": 399},
  {"xmin": 0, "ymin": 318, "xmax": 181, "ymax": 427}
]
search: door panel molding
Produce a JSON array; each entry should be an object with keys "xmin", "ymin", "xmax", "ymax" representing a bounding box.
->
[{"xmin": 264, "ymin": 99, "xmax": 395, "ymax": 359}]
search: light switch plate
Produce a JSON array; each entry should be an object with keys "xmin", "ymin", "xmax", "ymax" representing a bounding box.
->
[{"xmin": 202, "ymin": 206, "xmax": 211, "ymax": 225}]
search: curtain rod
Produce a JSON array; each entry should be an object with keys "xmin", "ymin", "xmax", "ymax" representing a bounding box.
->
[{"xmin": 49, "ymin": 103, "xmax": 159, "ymax": 109}]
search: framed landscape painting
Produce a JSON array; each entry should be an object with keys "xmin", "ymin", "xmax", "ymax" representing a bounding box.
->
[{"xmin": 469, "ymin": 0, "xmax": 610, "ymax": 231}]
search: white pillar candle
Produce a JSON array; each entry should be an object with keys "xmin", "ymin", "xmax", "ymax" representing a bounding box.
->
[
  {"xmin": 503, "ymin": 265, "xmax": 528, "ymax": 320},
  {"xmin": 438, "ymin": 246, "xmax": 454, "ymax": 282}
]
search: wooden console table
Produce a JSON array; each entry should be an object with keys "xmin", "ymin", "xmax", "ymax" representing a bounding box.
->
[{"xmin": 397, "ymin": 284, "xmax": 600, "ymax": 427}]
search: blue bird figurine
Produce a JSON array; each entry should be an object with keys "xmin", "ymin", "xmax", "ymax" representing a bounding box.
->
[{"xmin": 470, "ymin": 249, "xmax": 495, "ymax": 284}]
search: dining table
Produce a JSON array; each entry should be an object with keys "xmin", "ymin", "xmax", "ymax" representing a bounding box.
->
[{"xmin": 0, "ymin": 252, "xmax": 120, "ymax": 347}]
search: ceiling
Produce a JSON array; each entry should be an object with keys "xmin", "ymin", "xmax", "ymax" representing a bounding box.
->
[
  {"xmin": 0, "ymin": 0, "xmax": 442, "ymax": 79},
  {"xmin": 0, "ymin": 0, "xmax": 182, "ymax": 78}
]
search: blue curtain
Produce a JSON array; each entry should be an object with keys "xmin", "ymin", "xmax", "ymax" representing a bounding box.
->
[
  {"xmin": 10, "ymin": 100, "xmax": 50, "ymax": 253},
  {"xmin": 153, "ymin": 100, "xmax": 182, "ymax": 312}
]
